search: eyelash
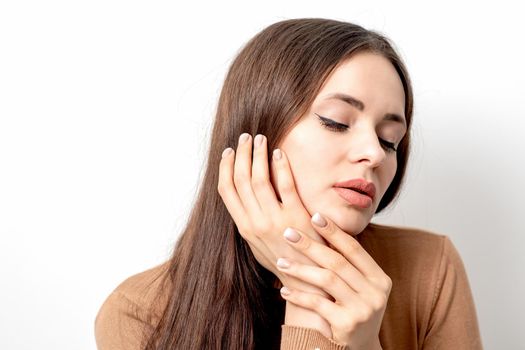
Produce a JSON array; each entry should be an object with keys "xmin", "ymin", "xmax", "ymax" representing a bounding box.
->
[{"xmin": 315, "ymin": 113, "xmax": 398, "ymax": 152}]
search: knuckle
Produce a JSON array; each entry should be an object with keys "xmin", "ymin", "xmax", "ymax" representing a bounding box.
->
[
  {"xmin": 305, "ymin": 293, "xmax": 323, "ymax": 310},
  {"xmin": 236, "ymin": 225, "xmax": 249, "ymax": 239},
  {"xmin": 233, "ymin": 172, "xmax": 248, "ymax": 186},
  {"xmin": 356, "ymin": 306, "xmax": 373, "ymax": 323},
  {"xmin": 323, "ymin": 221, "xmax": 337, "ymax": 235},
  {"xmin": 217, "ymin": 181, "xmax": 227, "ymax": 195},
  {"xmin": 321, "ymin": 270, "xmax": 338, "ymax": 286},
  {"xmin": 376, "ymin": 294, "xmax": 389, "ymax": 310},
  {"xmin": 252, "ymin": 221, "xmax": 270, "ymax": 237},
  {"xmin": 297, "ymin": 236, "xmax": 312, "ymax": 250},
  {"xmin": 346, "ymin": 240, "xmax": 361, "ymax": 255},
  {"xmin": 336, "ymin": 316, "xmax": 356, "ymax": 332},
  {"xmin": 238, "ymin": 224, "xmax": 258, "ymax": 241},
  {"xmin": 382, "ymin": 275, "xmax": 393, "ymax": 292},
  {"xmin": 251, "ymin": 177, "xmax": 266, "ymax": 191},
  {"xmin": 279, "ymin": 179, "xmax": 294, "ymax": 194},
  {"xmin": 367, "ymin": 292, "xmax": 387, "ymax": 312},
  {"xmin": 327, "ymin": 256, "xmax": 347, "ymax": 272},
  {"xmin": 371, "ymin": 274, "xmax": 393, "ymax": 293}
]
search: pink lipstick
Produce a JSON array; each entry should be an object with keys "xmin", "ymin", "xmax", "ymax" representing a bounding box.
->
[{"xmin": 333, "ymin": 178, "xmax": 376, "ymax": 209}]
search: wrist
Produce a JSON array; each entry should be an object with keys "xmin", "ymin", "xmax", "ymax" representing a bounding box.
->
[{"xmin": 284, "ymin": 301, "xmax": 332, "ymax": 339}]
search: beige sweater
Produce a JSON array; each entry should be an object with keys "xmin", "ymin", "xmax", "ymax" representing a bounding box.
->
[{"xmin": 94, "ymin": 223, "xmax": 483, "ymax": 349}]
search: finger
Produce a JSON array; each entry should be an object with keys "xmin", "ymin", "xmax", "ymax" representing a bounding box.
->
[
  {"xmin": 279, "ymin": 286, "xmax": 363, "ymax": 338},
  {"xmin": 217, "ymin": 147, "xmax": 251, "ymax": 236},
  {"xmin": 310, "ymin": 213, "xmax": 387, "ymax": 282},
  {"xmin": 233, "ymin": 133, "xmax": 263, "ymax": 215},
  {"xmin": 269, "ymin": 148, "xmax": 326, "ymax": 245},
  {"xmin": 251, "ymin": 134, "xmax": 280, "ymax": 216},
  {"xmin": 270, "ymin": 148, "xmax": 303, "ymax": 208},
  {"xmin": 282, "ymin": 227, "xmax": 373, "ymax": 295},
  {"xmin": 276, "ymin": 258, "xmax": 359, "ymax": 305}
]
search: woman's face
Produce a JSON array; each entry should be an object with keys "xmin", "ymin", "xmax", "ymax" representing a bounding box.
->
[{"xmin": 271, "ymin": 51, "xmax": 407, "ymax": 236}]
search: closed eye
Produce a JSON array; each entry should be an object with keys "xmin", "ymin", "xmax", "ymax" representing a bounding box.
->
[{"xmin": 315, "ymin": 113, "xmax": 398, "ymax": 152}]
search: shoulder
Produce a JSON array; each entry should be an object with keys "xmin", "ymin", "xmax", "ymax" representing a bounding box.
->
[
  {"xmin": 358, "ymin": 222, "xmax": 465, "ymax": 285},
  {"xmin": 361, "ymin": 221, "xmax": 448, "ymax": 243},
  {"xmin": 359, "ymin": 222, "xmax": 456, "ymax": 259},
  {"xmin": 360, "ymin": 222, "xmax": 471, "ymax": 310},
  {"xmin": 94, "ymin": 261, "xmax": 171, "ymax": 349},
  {"xmin": 110, "ymin": 261, "xmax": 171, "ymax": 309}
]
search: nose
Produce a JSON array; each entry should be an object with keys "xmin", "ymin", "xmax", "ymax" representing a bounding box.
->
[{"xmin": 347, "ymin": 125, "xmax": 387, "ymax": 168}]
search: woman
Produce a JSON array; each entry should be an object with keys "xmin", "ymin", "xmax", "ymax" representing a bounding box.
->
[{"xmin": 95, "ymin": 18, "xmax": 482, "ymax": 349}]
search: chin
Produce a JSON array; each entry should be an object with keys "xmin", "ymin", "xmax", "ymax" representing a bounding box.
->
[
  {"xmin": 301, "ymin": 193, "xmax": 373, "ymax": 236},
  {"xmin": 325, "ymin": 206, "xmax": 372, "ymax": 236}
]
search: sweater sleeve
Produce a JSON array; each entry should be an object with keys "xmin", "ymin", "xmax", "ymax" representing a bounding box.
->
[
  {"xmin": 422, "ymin": 236, "xmax": 483, "ymax": 349},
  {"xmin": 94, "ymin": 291, "xmax": 155, "ymax": 350},
  {"xmin": 280, "ymin": 325, "xmax": 347, "ymax": 350}
]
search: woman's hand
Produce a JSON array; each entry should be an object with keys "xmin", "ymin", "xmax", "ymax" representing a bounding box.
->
[
  {"xmin": 277, "ymin": 213, "xmax": 391, "ymax": 350},
  {"xmin": 217, "ymin": 133, "xmax": 327, "ymax": 292}
]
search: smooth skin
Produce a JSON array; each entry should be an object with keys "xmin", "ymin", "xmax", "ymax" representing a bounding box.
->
[
  {"xmin": 219, "ymin": 139, "xmax": 388, "ymax": 349},
  {"xmin": 219, "ymin": 134, "xmax": 336, "ymax": 336},
  {"xmin": 219, "ymin": 132, "xmax": 329, "ymax": 277},
  {"xmin": 278, "ymin": 217, "xmax": 390, "ymax": 350},
  {"xmin": 217, "ymin": 51, "xmax": 406, "ymax": 349}
]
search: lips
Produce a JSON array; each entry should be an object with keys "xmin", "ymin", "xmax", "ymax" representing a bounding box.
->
[{"xmin": 333, "ymin": 178, "xmax": 376, "ymax": 200}]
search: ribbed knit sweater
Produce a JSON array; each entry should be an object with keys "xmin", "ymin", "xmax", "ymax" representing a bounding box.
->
[{"xmin": 95, "ymin": 223, "xmax": 483, "ymax": 349}]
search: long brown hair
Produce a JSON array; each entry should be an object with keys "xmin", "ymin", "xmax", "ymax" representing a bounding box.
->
[{"xmin": 142, "ymin": 18, "xmax": 414, "ymax": 349}]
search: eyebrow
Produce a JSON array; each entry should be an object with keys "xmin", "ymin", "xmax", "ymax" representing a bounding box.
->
[{"xmin": 324, "ymin": 92, "xmax": 407, "ymax": 129}]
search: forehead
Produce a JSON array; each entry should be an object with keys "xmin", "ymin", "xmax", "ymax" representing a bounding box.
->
[{"xmin": 315, "ymin": 52, "xmax": 406, "ymax": 114}]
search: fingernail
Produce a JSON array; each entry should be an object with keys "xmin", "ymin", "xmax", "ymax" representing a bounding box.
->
[
  {"xmin": 312, "ymin": 213, "xmax": 327, "ymax": 227},
  {"xmin": 280, "ymin": 286, "xmax": 291, "ymax": 295},
  {"xmin": 276, "ymin": 258, "xmax": 290, "ymax": 269},
  {"xmin": 222, "ymin": 148, "xmax": 233, "ymax": 158},
  {"xmin": 239, "ymin": 133, "xmax": 250, "ymax": 144},
  {"xmin": 254, "ymin": 134, "xmax": 263, "ymax": 148},
  {"xmin": 273, "ymin": 149, "xmax": 282, "ymax": 160},
  {"xmin": 284, "ymin": 228, "xmax": 301, "ymax": 243}
]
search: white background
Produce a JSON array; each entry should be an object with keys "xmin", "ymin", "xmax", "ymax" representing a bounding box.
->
[{"xmin": 1, "ymin": 1, "xmax": 523, "ymax": 349}]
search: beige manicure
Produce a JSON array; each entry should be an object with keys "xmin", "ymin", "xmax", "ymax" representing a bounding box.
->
[
  {"xmin": 254, "ymin": 134, "xmax": 263, "ymax": 148},
  {"xmin": 239, "ymin": 133, "xmax": 250, "ymax": 144}
]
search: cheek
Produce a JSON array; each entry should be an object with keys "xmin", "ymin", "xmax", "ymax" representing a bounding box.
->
[
  {"xmin": 287, "ymin": 154, "xmax": 317, "ymax": 200},
  {"xmin": 282, "ymin": 141, "xmax": 334, "ymax": 209},
  {"xmin": 380, "ymin": 157, "xmax": 398, "ymax": 195},
  {"xmin": 270, "ymin": 136, "xmax": 329, "ymax": 205}
]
